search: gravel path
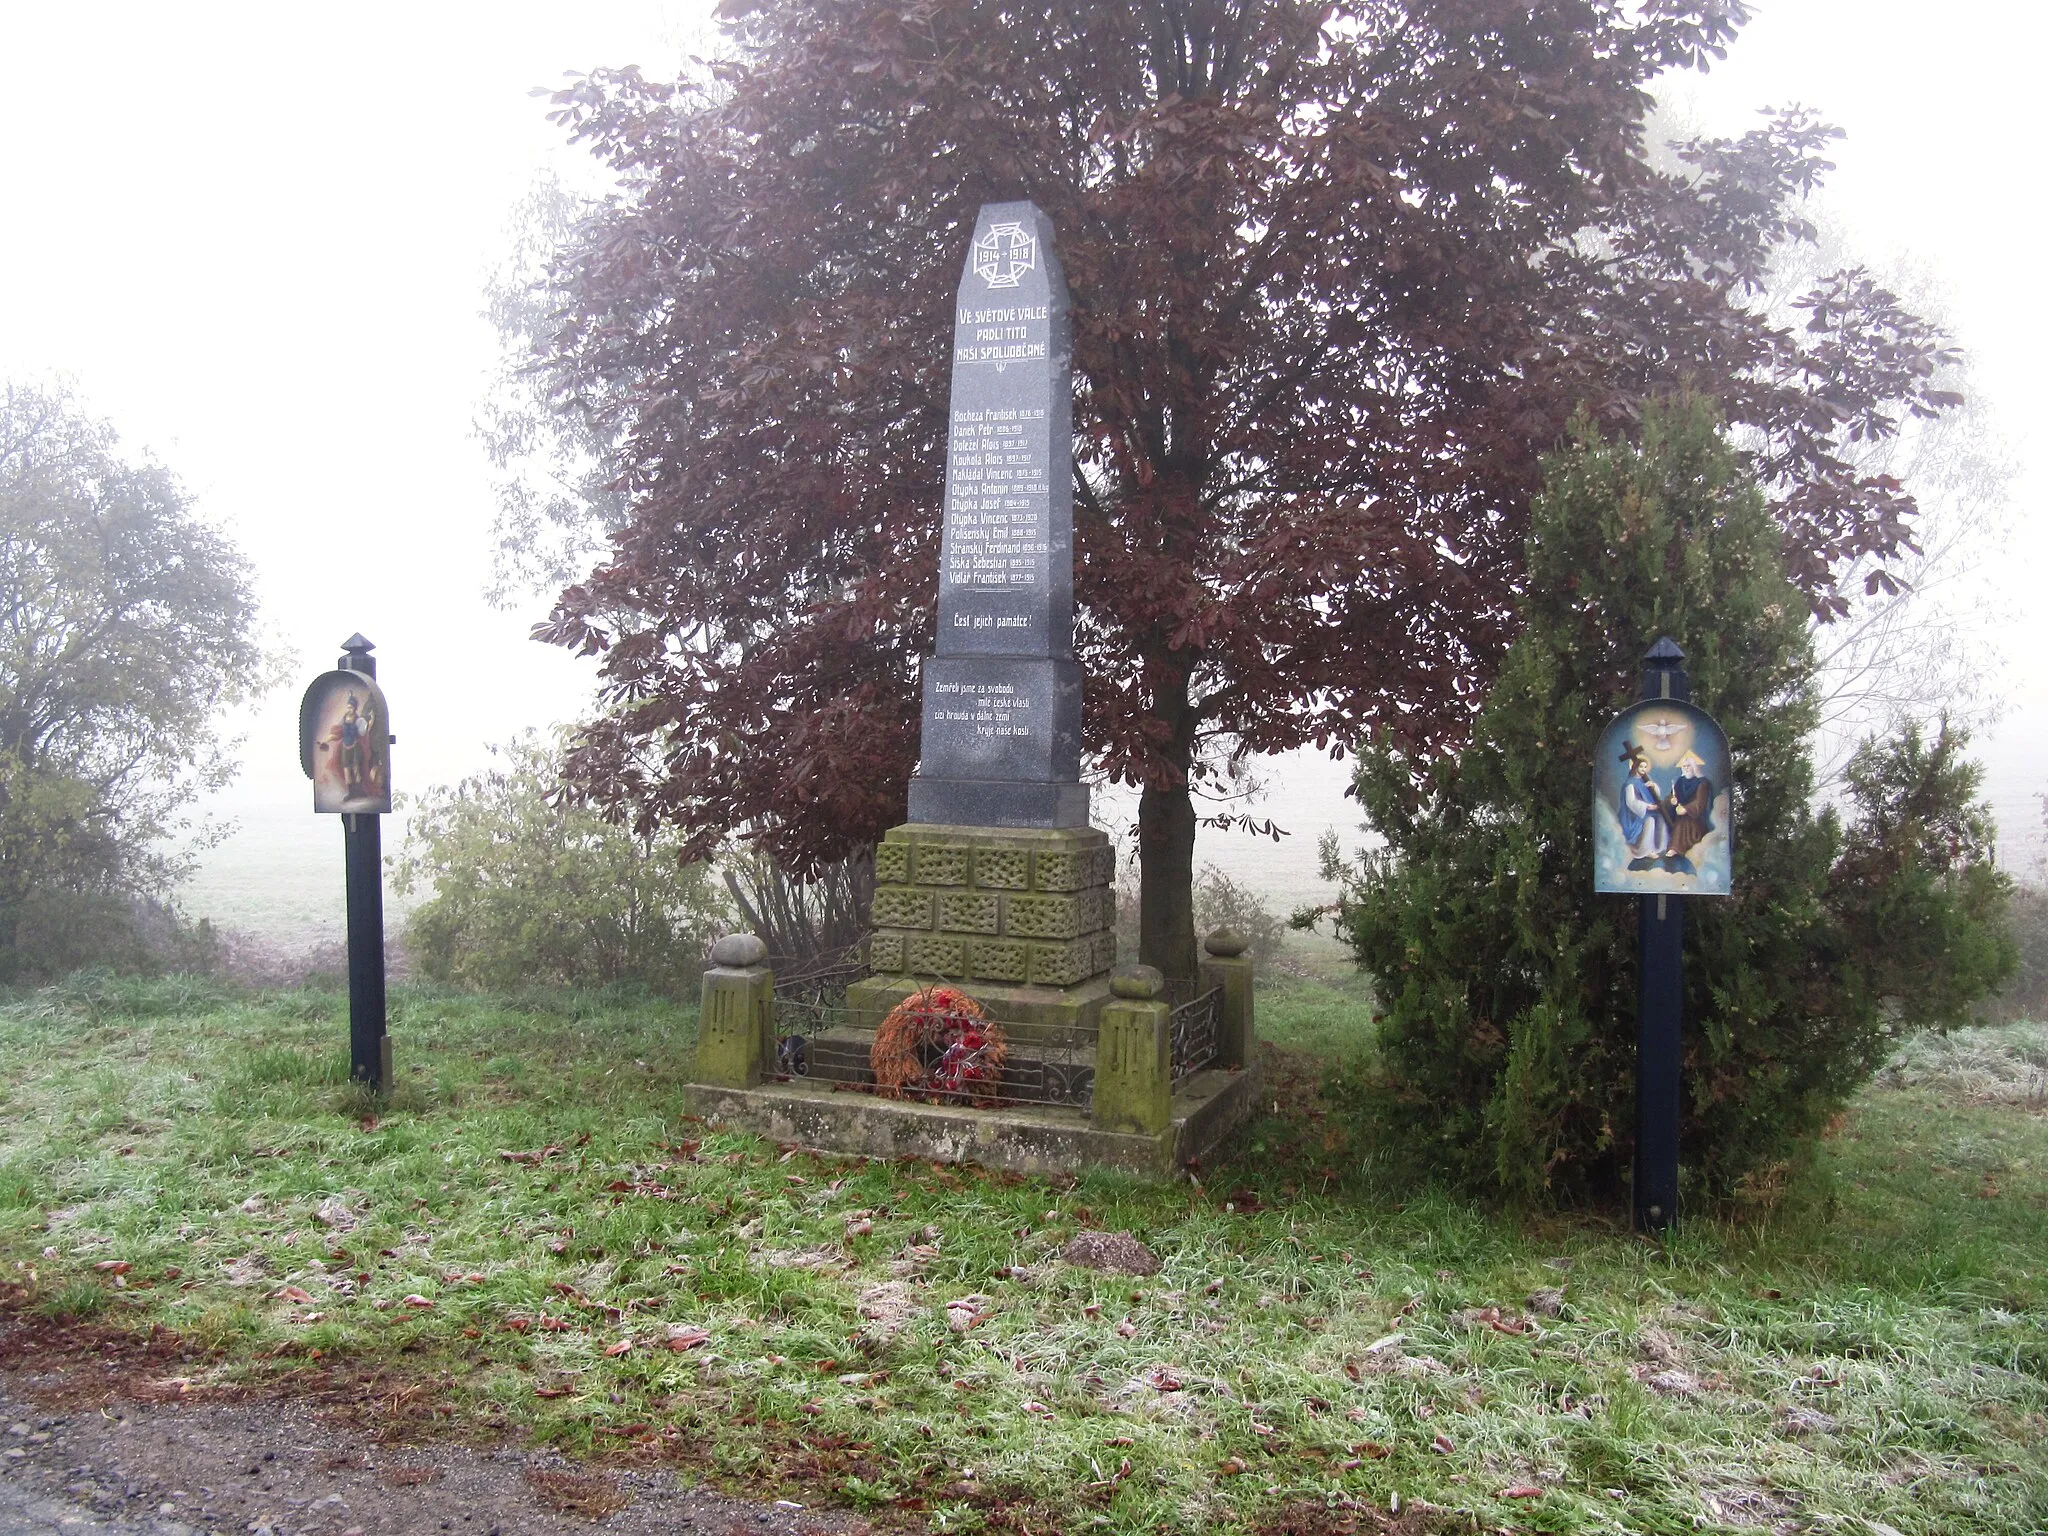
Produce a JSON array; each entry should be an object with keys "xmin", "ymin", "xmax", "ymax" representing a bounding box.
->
[{"xmin": 0, "ymin": 1371, "xmax": 869, "ymax": 1536}]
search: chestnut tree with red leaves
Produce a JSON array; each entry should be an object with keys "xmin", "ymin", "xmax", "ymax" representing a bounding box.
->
[{"xmin": 523, "ymin": 0, "xmax": 1958, "ymax": 977}]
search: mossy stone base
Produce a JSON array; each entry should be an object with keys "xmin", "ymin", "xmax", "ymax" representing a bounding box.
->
[
  {"xmin": 1092, "ymin": 993, "xmax": 1171, "ymax": 1134},
  {"xmin": 687, "ymin": 1061, "xmax": 1259, "ymax": 1179}
]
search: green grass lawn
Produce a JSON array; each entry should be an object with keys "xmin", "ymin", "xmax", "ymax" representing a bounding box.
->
[{"xmin": 2, "ymin": 970, "xmax": 2044, "ymax": 1534}]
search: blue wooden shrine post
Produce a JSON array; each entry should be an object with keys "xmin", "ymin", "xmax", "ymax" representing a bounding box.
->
[
  {"xmin": 1592, "ymin": 637, "xmax": 1734, "ymax": 1234},
  {"xmin": 1634, "ymin": 640, "xmax": 1688, "ymax": 1231}
]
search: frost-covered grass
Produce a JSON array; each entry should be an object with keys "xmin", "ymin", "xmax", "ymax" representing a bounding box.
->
[
  {"xmin": 1, "ymin": 972, "xmax": 2043, "ymax": 1534},
  {"xmin": 1880, "ymin": 1020, "xmax": 2048, "ymax": 1109}
]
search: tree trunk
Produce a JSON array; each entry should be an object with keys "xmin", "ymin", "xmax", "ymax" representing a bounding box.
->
[
  {"xmin": 1137, "ymin": 780, "xmax": 1199, "ymax": 981},
  {"xmin": 1136, "ymin": 665, "xmax": 1200, "ymax": 981}
]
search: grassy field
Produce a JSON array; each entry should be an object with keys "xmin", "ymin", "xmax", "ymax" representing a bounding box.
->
[{"xmin": 1, "ymin": 971, "xmax": 2043, "ymax": 1535}]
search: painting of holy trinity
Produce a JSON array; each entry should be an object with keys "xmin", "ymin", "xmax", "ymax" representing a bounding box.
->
[
  {"xmin": 1591, "ymin": 699, "xmax": 1732, "ymax": 897},
  {"xmin": 300, "ymin": 671, "xmax": 392, "ymax": 815}
]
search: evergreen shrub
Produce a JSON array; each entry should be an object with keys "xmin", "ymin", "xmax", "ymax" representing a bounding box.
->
[{"xmin": 1321, "ymin": 399, "xmax": 2013, "ymax": 1201}]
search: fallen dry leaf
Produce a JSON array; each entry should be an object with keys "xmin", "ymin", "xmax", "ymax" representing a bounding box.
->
[
  {"xmin": 1525, "ymin": 1287, "xmax": 1565, "ymax": 1317},
  {"xmin": 945, "ymin": 1298, "xmax": 990, "ymax": 1333},
  {"xmin": 401, "ymin": 1294, "xmax": 434, "ymax": 1309},
  {"xmin": 1087, "ymin": 1456, "xmax": 1134, "ymax": 1490},
  {"xmin": 497, "ymin": 1146, "xmax": 563, "ymax": 1165},
  {"xmin": 1500, "ymin": 1484, "xmax": 1545, "ymax": 1499},
  {"xmin": 315, "ymin": 1197, "xmax": 359, "ymax": 1231},
  {"xmin": 604, "ymin": 1338, "xmax": 635, "ymax": 1356},
  {"xmin": 1640, "ymin": 1367, "xmax": 1701, "ymax": 1397},
  {"xmin": 665, "ymin": 1326, "xmax": 711, "ymax": 1352}
]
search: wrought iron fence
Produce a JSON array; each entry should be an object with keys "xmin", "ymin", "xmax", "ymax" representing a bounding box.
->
[
  {"xmin": 771, "ymin": 957, "xmax": 865, "ymax": 1010},
  {"xmin": 769, "ymin": 970, "xmax": 1220, "ymax": 1104},
  {"xmin": 767, "ymin": 979, "xmax": 1094, "ymax": 1110},
  {"xmin": 1169, "ymin": 985, "xmax": 1225, "ymax": 1084}
]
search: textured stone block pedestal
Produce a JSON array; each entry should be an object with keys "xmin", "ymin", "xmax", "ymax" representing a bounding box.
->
[{"xmin": 848, "ymin": 822, "xmax": 1116, "ymax": 1046}]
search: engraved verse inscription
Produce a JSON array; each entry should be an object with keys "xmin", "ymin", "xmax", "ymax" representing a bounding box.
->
[{"xmin": 930, "ymin": 674, "xmax": 1037, "ymax": 739}]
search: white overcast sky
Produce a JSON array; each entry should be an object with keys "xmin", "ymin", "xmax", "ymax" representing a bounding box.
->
[{"xmin": 0, "ymin": 1, "xmax": 2040, "ymax": 942}]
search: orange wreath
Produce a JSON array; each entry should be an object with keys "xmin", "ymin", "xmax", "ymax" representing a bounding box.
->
[{"xmin": 871, "ymin": 986, "xmax": 1007, "ymax": 1106}]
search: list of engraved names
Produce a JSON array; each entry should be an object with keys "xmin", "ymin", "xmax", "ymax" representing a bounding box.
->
[{"xmin": 945, "ymin": 404, "xmax": 1049, "ymax": 597}]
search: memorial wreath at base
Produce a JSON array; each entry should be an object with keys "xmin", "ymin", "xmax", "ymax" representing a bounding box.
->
[{"xmin": 871, "ymin": 986, "xmax": 1008, "ymax": 1107}]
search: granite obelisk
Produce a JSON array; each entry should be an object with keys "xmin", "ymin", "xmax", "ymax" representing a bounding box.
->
[
  {"xmin": 906, "ymin": 200, "xmax": 1086, "ymax": 829},
  {"xmin": 852, "ymin": 201, "xmax": 1113, "ymax": 1016}
]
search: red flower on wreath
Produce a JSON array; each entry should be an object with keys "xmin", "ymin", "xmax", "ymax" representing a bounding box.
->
[{"xmin": 871, "ymin": 986, "xmax": 1008, "ymax": 1107}]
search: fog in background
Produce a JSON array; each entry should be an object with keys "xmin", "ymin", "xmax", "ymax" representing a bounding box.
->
[{"xmin": 0, "ymin": 1, "xmax": 2040, "ymax": 956}]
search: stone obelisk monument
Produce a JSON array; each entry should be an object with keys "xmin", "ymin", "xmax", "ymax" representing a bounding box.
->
[
  {"xmin": 907, "ymin": 200, "xmax": 1085, "ymax": 827},
  {"xmin": 851, "ymin": 202, "xmax": 1115, "ymax": 1033}
]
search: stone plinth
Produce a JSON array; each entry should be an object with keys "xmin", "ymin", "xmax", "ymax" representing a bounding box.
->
[
  {"xmin": 686, "ymin": 921, "xmax": 1263, "ymax": 1180},
  {"xmin": 1093, "ymin": 965, "xmax": 1171, "ymax": 1135},
  {"xmin": 1198, "ymin": 928, "xmax": 1255, "ymax": 1069},
  {"xmin": 695, "ymin": 935, "xmax": 773, "ymax": 1088},
  {"xmin": 849, "ymin": 822, "xmax": 1115, "ymax": 1044},
  {"xmin": 687, "ymin": 1066, "xmax": 1257, "ymax": 1179}
]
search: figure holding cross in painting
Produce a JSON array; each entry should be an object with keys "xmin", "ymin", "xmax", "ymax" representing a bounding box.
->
[{"xmin": 1617, "ymin": 743, "xmax": 1670, "ymax": 870}]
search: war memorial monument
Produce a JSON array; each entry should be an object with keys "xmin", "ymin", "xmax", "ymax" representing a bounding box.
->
[{"xmin": 689, "ymin": 203, "xmax": 1257, "ymax": 1176}]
